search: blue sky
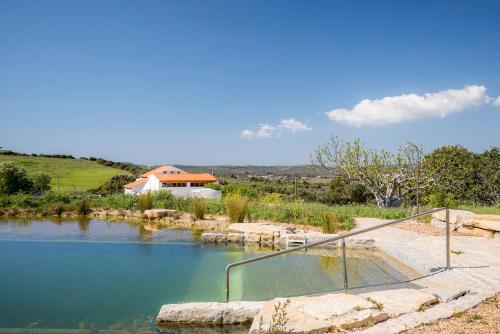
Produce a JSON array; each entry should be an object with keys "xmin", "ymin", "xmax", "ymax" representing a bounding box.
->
[{"xmin": 1, "ymin": 0, "xmax": 499, "ymax": 165}]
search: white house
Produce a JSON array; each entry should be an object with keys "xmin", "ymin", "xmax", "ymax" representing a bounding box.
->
[{"xmin": 123, "ymin": 165, "xmax": 221, "ymax": 199}]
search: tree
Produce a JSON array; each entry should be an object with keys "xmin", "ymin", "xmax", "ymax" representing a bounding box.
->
[
  {"xmin": 32, "ymin": 172, "xmax": 52, "ymax": 194},
  {"xmin": 312, "ymin": 137, "xmax": 426, "ymax": 207},
  {"xmin": 478, "ymin": 147, "xmax": 500, "ymax": 204},
  {"xmin": 422, "ymin": 145, "xmax": 480, "ymax": 202},
  {"xmin": 0, "ymin": 162, "xmax": 33, "ymax": 194}
]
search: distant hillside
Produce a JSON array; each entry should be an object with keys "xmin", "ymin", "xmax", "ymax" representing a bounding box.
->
[
  {"xmin": 176, "ymin": 165, "xmax": 331, "ymax": 178},
  {"xmin": 0, "ymin": 155, "xmax": 130, "ymax": 192}
]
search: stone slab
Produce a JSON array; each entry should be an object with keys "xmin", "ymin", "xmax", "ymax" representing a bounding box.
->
[
  {"xmin": 249, "ymin": 293, "xmax": 388, "ymax": 333},
  {"xmin": 462, "ymin": 214, "xmax": 500, "ymax": 232},
  {"xmin": 360, "ymin": 288, "xmax": 438, "ymax": 317},
  {"xmin": 156, "ymin": 301, "xmax": 263, "ymax": 325}
]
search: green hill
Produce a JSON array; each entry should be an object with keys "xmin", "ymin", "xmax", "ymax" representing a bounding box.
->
[{"xmin": 0, "ymin": 155, "xmax": 130, "ymax": 192}]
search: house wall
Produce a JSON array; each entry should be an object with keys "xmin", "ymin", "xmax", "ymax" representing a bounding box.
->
[
  {"xmin": 142, "ymin": 175, "xmax": 161, "ymax": 193},
  {"xmin": 124, "ymin": 181, "xmax": 146, "ymax": 194},
  {"xmin": 168, "ymin": 187, "xmax": 222, "ymax": 199}
]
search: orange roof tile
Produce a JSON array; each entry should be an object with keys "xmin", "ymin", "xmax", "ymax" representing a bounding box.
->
[
  {"xmin": 140, "ymin": 165, "xmax": 186, "ymax": 178},
  {"xmin": 154, "ymin": 173, "xmax": 216, "ymax": 183},
  {"xmin": 123, "ymin": 178, "xmax": 147, "ymax": 189}
]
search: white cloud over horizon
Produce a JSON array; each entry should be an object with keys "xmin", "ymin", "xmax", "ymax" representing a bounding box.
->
[
  {"xmin": 326, "ymin": 85, "xmax": 497, "ymax": 127},
  {"xmin": 241, "ymin": 118, "xmax": 312, "ymax": 139}
]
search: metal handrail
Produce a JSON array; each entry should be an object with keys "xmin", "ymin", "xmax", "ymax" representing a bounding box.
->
[{"xmin": 225, "ymin": 207, "xmax": 450, "ymax": 302}]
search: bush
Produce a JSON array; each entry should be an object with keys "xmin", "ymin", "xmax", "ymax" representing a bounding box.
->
[
  {"xmin": 77, "ymin": 198, "xmax": 91, "ymax": 216},
  {"xmin": 0, "ymin": 162, "xmax": 33, "ymax": 194},
  {"xmin": 138, "ymin": 192, "xmax": 153, "ymax": 212},
  {"xmin": 425, "ymin": 190, "xmax": 457, "ymax": 208},
  {"xmin": 32, "ymin": 172, "xmax": 52, "ymax": 194},
  {"xmin": 91, "ymin": 193, "xmax": 138, "ymax": 210},
  {"xmin": 225, "ymin": 195, "xmax": 250, "ymax": 223},
  {"xmin": 191, "ymin": 197, "xmax": 207, "ymax": 220},
  {"xmin": 262, "ymin": 193, "xmax": 283, "ymax": 205},
  {"xmin": 152, "ymin": 190, "xmax": 189, "ymax": 211},
  {"xmin": 223, "ymin": 183, "xmax": 259, "ymax": 198}
]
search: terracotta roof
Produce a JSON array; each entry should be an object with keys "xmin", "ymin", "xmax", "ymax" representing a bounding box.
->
[
  {"xmin": 154, "ymin": 173, "xmax": 216, "ymax": 183},
  {"xmin": 140, "ymin": 165, "xmax": 186, "ymax": 178},
  {"xmin": 123, "ymin": 178, "xmax": 147, "ymax": 189}
]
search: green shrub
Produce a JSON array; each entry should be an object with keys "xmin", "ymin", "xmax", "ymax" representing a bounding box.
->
[
  {"xmin": 138, "ymin": 192, "xmax": 153, "ymax": 212},
  {"xmin": 191, "ymin": 197, "xmax": 207, "ymax": 220},
  {"xmin": 223, "ymin": 183, "xmax": 259, "ymax": 198},
  {"xmin": 152, "ymin": 190, "xmax": 189, "ymax": 211},
  {"xmin": 77, "ymin": 198, "xmax": 91, "ymax": 216},
  {"xmin": 204, "ymin": 183, "xmax": 222, "ymax": 191},
  {"xmin": 262, "ymin": 192, "xmax": 283, "ymax": 205},
  {"xmin": 91, "ymin": 193, "xmax": 138, "ymax": 210},
  {"xmin": 425, "ymin": 190, "xmax": 457, "ymax": 208},
  {"xmin": 225, "ymin": 195, "xmax": 250, "ymax": 223}
]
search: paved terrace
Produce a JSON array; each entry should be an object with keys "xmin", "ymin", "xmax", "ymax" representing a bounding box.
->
[{"xmin": 158, "ymin": 217, "xmax": 500, "ymax": 333}]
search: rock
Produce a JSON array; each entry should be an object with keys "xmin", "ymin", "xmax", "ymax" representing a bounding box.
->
[
  {"xmin": 200, "ymin": 232, "xmax": 227, "ymax": 243},
  {"xmin": 157, "ymin": 301, "xmax": 263, "ymax": 325},
  {"xmin": 246, "ymin": 233, "xmax": 261, "ymax": 244},
  {"xmin": 360, "ymin": 288, "xmax": 439, "ymax": 317},
  {"xmin": 226, "ymin": 232, "xmax": 245, "ymax": 243},
  {"xmin": 431, "ymin": 209, "xmax": 474, "ymax": 229},
  {"xmin": 457, "ymin": 226, "xmax": 494, "ymax": 238},
  {"xmin": 228, "ymin": 223, "xmax": 291, "ymax": 236},
  {"xmin": 249, "ymin": 293, "xmax": 388, "ymax": 333},
  {"xmin": 260, "ymin": 233, "xmax": 274, "ymax": 246},
  {"xmin": 143, "ymin": 209, "xmax": 177, "ymax": 220},
  {"xmin": 462, "ymin": 214, "xmax": 500, "ymax": 232}
]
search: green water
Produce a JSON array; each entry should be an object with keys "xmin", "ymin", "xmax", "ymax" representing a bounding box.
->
[{"xmin": 0, "ymin": 219, "xmax": 418, "ymax": 332}]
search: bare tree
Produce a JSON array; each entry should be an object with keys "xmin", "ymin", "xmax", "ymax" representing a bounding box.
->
[{"xmin": 312, "ymin": 136, "xmax": 427, "ymax": 208}]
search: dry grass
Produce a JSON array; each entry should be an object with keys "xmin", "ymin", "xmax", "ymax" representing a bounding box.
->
[{"xmin": 403, "ymin": 293, "xmax": 500, "ymax": 334}]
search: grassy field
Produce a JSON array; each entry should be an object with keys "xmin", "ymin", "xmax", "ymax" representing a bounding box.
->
[{"xmin": 0, "ymin": 155, "xmax": 130, "ymax": 192}]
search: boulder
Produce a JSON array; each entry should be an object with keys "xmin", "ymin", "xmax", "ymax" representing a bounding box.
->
[
  {"xmin": 143, "ymin": 209, "xmax": 177, "ymax": 220},
  {"xmin": 226, "ymin": 232, "xmax": 245, "ymax": 243},
  {"xmin": 431, "ymin": 209, "xmax": 474, "ymax": 229},
  {"xmin": 157, "ymin": 301, "xmax": 263, "ymax": 325},
  {"xmin": 200, "ymin": 232, "xmax": 227, "ymax": 243},
  {"xmin": 456, "ymin": 226, "xmax": 494, "ymax": 238},
  {"xmin": 360, "ymin": 288, "xmax": 438, "ymax": 317},
  {"xmin": 249, "ymin": 293, "xmax": 388, "ymax": 333},
  {"xmin": 462, "ymin": 214, "xmax": 500, "ymax": 232},
  {"xmin": 246, "ymin": 233, "xmax": 261, "ymax": 244}
]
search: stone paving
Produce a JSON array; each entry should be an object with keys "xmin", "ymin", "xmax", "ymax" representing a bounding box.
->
[{"xmin": 157, "ymin": 216, "xmax": 500, "ymax": 333}]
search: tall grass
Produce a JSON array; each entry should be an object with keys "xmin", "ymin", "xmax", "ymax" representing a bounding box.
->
[
  {"xmin": 138, "ymin": 192, "xmax": 153, "ymax": 212},
  {"xmin": 318, "ymin": 211, "xmax": 340, "ymax": 233},
  {"xmin": 225, "ymin": 195, "xmax": 250, "ymax": 223},
  {"xmin": 191, "ymin": 197, "xmax": 207, "ymax": 220},
  {"xmin": 77, "ymin": 198, "xmax": 91, "ymax": 216}
]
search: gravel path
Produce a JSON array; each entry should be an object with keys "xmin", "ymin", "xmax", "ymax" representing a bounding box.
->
[{"xmin": 402, "ymin": 293, "xmax": 500, "ymax": 334}]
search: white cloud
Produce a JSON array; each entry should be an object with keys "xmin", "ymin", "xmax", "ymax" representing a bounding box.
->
[
  {"xmin": 278, "ymin": 118, "xmax": 313, "ymax": 133},
  {"xmin": 241, "ymin": 118, "xmax": 312, "ymax": 139},
  {"xmin": 326, "ymin": 85, "xmax": 492, "ymax": 127},
  {"xmin": 492, "ymin": 96, "xmax": 500, "ymax": 106}
]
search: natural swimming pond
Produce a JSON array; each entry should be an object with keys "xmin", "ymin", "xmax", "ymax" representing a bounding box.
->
[{"xmin": 0, "ymin": 219, "xmax": 419, "ymax": 332}]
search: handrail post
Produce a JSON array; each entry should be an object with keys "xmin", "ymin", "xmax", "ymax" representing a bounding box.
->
[
  {"xmin": 226, "ymin": 266, "xmax": 230, "ymax": 302},
  {"xmin": 341, "ymin": 238, "xmax": 348, "ymax": 293},
  {"xmin": 445, "ymin": 207, "xmax": 450, "ymax": 270}
]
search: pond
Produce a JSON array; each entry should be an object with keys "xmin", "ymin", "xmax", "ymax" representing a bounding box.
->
[{"xmin": 0, "ymin": 219, "xmax": 419, "ymax": 332}]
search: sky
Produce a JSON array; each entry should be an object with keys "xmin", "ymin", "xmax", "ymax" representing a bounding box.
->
[{"xmin": 1, "ymin": 0, "xmax": 499, "ymax": 165}]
